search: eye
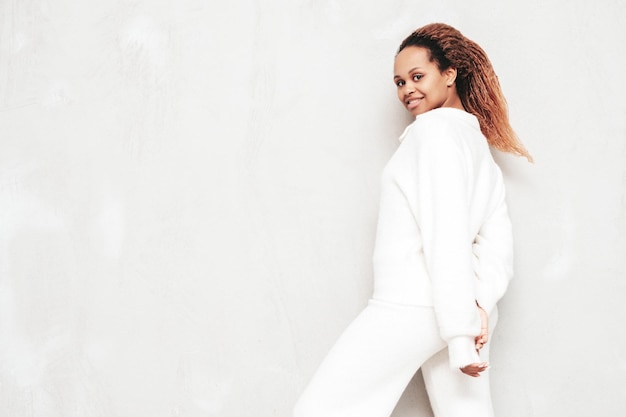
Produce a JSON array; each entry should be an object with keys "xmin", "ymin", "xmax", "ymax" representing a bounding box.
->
[
  {"xmin": 412, "ymin": 74, "xmax": 423, "ymax": 81},
  {"xmin": 395, "ymin": 79, "xmax": 405, "ymax": 87}
]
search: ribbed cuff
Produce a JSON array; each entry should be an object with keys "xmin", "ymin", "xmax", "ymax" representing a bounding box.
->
[{"xmin": 447, "ymin": 336, "xmax": 480, "ymax": 370}]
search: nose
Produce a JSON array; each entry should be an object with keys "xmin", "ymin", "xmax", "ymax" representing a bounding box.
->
[{"xmin": 403, "ymin": 82, "xmax": 416, "ymax": 95}]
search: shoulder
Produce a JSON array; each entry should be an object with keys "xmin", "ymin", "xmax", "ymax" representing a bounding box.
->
[
  {"xmin": 400, "ymin": 109, "xmax": 471, "ymax": 153},
  {"xmin": 401, "ymin": 109, "xmax": 453, "ymax": 138},
  {"xmin": 400, "ymin": 108, "xmax": 487, "ymax": 156}
]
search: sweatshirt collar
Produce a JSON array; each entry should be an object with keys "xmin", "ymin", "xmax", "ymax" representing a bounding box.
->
[{"xmin": 397, "ymin": 108, "xmax": 478, "ymax": 143}]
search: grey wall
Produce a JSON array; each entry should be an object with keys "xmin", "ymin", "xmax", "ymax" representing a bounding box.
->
[{"xmin": 1, "ymin": 0, "xmax": 625, "ymax": 416}]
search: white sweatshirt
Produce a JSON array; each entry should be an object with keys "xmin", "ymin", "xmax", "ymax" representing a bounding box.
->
[{"xmin": 372, "ymin": 107, "xmax": 514, "ymax": 369}]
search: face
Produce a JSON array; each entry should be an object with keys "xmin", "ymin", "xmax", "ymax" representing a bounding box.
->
[{"xmin": 393, "ymin": 46, "xmax": 460, "ymax": 116}]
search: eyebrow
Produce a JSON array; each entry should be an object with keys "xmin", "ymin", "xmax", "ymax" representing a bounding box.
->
[{"xmin": 393, "ymin": 67, "xmax": 423, "ymax": 79}]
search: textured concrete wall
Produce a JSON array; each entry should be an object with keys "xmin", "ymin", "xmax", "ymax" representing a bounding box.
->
[{"xmin": 1, "ymin": 1, "xmax": 624, "ymax": 416}]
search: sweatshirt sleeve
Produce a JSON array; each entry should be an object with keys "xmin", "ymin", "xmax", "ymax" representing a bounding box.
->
[
  {"xmin": 473, "ymin": 200, "xmax": 514, "ymax": 314},
  {"xmin": 402, "ymin": 119, "xmax": 481, "ymax": 369}
]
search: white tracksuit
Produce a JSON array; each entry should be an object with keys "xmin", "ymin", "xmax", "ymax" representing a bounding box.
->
[{"xmin": 294, "ymin": 108, "xmax": 514, "ymax": 417}]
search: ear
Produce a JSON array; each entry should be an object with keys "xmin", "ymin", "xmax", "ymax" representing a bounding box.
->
[{"xmin": 444, "ymin": 67, "xmax": 457, "ymax": 86}]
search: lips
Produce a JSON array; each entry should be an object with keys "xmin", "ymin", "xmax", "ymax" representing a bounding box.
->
[{"xmin": 405, "ymin": 97, "xmax": 423, "ymax": 111}]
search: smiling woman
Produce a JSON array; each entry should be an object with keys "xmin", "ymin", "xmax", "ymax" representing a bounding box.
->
[
  {"xmin": 394, "ymin": 46, "xmax": 463, "ymax": 116},
  {"xmin": 293, "ymin": 23, "xmax": 531, "ymax": 417},
  {"xmin": 395, "ymin": 25, "xmax": 531, "ymax": 160}
]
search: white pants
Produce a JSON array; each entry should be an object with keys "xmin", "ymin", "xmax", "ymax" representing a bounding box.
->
[{"xmin": 294, "ymin": 299, "xmax": 497, "ymax": 417}]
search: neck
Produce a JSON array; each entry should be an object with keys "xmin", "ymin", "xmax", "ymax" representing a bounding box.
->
[{"xmin": 442, "ymin": 88, "xmax": 464, "ymax": 111}]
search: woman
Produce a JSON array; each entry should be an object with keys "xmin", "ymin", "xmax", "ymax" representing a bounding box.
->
[{"xmin": 294, "ymin": 23, "xmax": 531, "ymax": 417}]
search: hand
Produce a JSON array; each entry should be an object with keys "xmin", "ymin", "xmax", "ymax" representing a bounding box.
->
[
  {"xmin": 460, "ymin": 304, "xmax": 490, "ymax": 377},
  {"xmin": 475, "ymin": 304, "xmax": 488, "ymax": 352},
  {"xmin": 460, "ymin": 361, "xmax": 489, "ymax": 377}
]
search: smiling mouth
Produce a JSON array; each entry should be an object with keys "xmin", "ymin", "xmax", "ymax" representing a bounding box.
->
[{"xmin": 406, "ymin": 97, "xmax": 423, "ymax": 109}]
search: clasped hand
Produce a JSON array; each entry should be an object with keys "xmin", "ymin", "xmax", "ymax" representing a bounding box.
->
[{"xmin": 460, "ymin": 304, "xmax": 489, "ymax": 377}]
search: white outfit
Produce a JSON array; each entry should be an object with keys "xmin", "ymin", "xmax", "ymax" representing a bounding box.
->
[{"xmin": 294, "ymin": 108, "xmax": 514, "ymax": 417}]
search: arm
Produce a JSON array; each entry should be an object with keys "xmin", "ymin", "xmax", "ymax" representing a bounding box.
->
[
  {"xmin": 404, "ymin": 122, "xmax": 482, "ymax": 370},
  {"xmin": 460, "ymin": 200, "xmax": 513, "ymax": 377},
  {"xmin": 473, "ymin": 198, "xmax": 514, "ymax": 314}
]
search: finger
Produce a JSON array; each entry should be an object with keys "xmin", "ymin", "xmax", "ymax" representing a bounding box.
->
[
  {"xmin": 460, "ymin": 368, "xmax": 480, "ymax": 377},
  {"xmin": 465, "ymin": 365, "xmax": 487, "ymax": 373},
  {"xmin": 474, "ymin": 336, "xmax": 487, "ymax": 349},
  {"xmin": 462, "ymin": 371, "xmax": 480, "ymax": 377},
  {"xmin": 460, "ymin": 362, "xmax": 489, "ymax": 377},
  {"xmin": 463, "ymin": 362, "xmax": 489, "ymax": 371}
]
